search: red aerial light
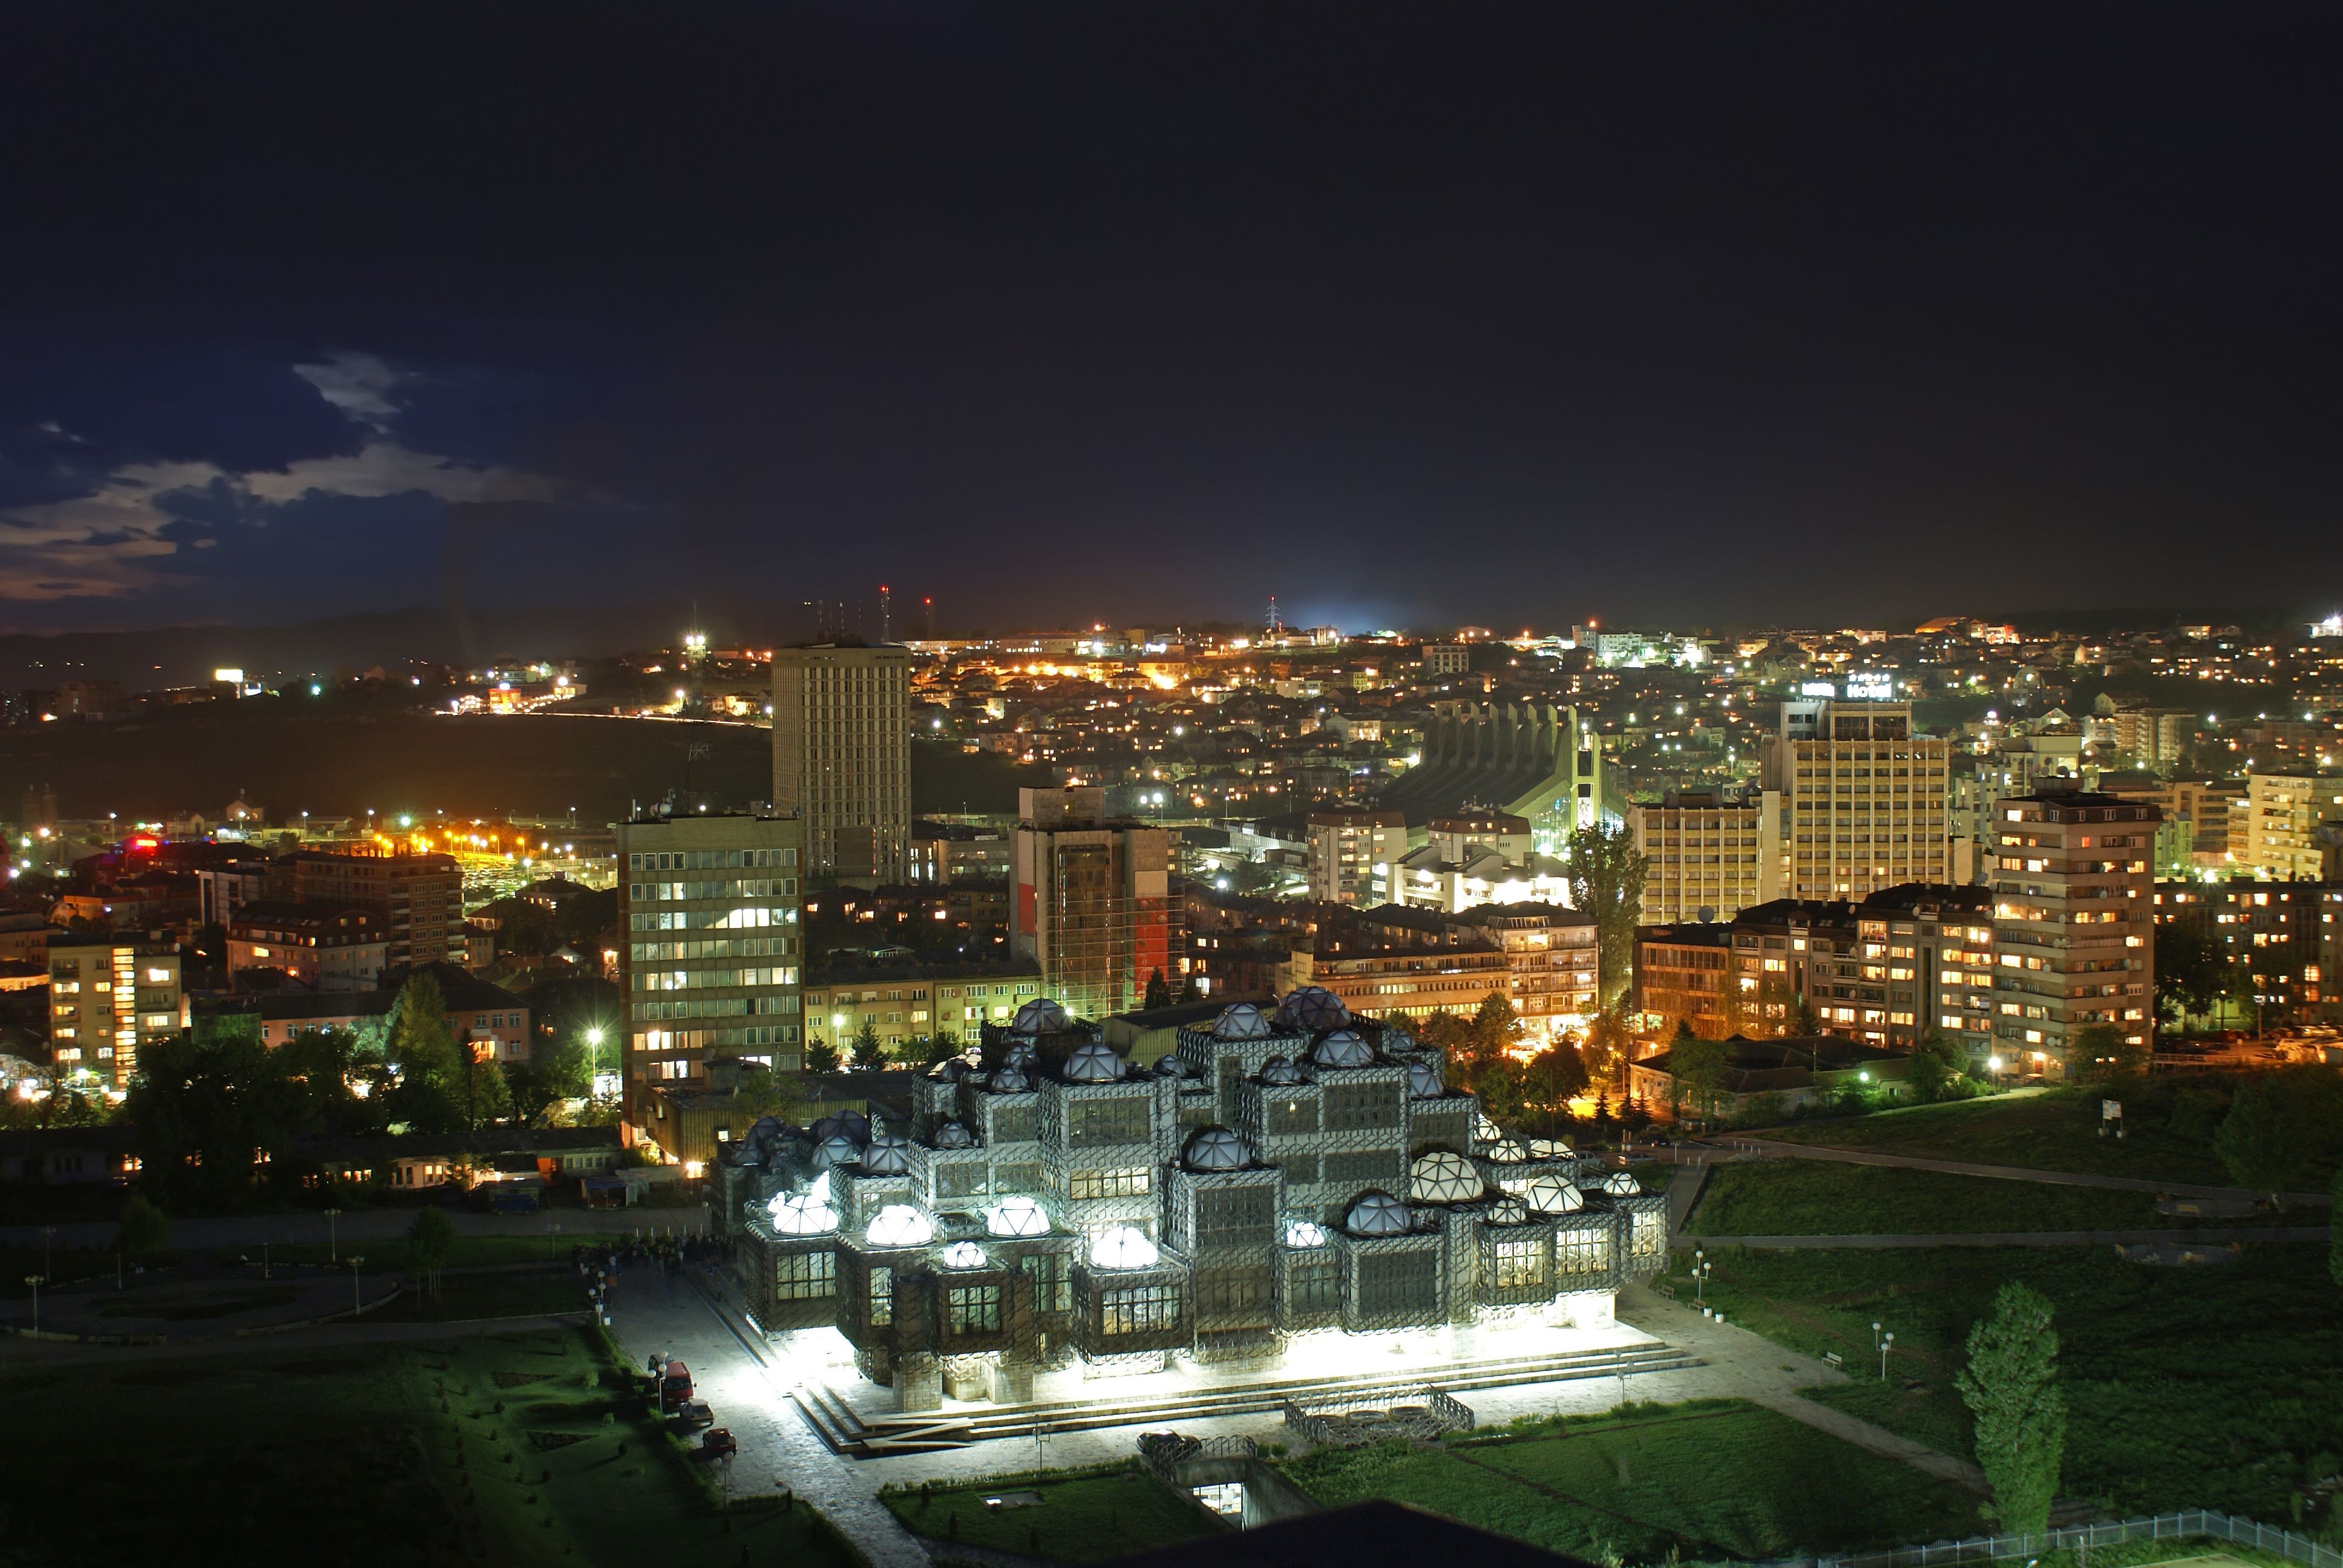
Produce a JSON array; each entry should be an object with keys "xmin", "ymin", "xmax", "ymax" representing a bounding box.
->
[{"xmin": 128, "ymin": 835, "xmax": 161, "ymax": 851}]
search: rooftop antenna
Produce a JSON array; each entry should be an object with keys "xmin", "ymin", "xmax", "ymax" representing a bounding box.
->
[
  {"xmin": 880, "ymin": 584, "xmax": 891, "ymax": 644},
  {"xmin": 1266, "ymin": 595, "xmax": 1283, "ymax": 639}
]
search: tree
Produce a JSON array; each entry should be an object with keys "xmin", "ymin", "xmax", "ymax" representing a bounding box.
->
[
  {"xmin": 2062, "ymin": 1022, "xmax": 2145, "ymax": 1085},
  {"xmin": 1567, "ymin": 822, "xmax": 1648, "ymax": 1005},
  {"xmin": 1144, "ymin": 969, "xmax": 1173, "ymax": 1010},
  {"xmin": 1955, "ymin": 1281, "xmax": 2066, "ymax": 1533},
  {"xmin": 804, "ymin": 1038, "xmax": 842, "ymax": 1074},
  {"xmin": 113, "ymin": 1194, "xmax": 172, "ymax": 1261},
  {"xmin": 464, "ymin": 1047, "xmax": 513, "ymax": 1131},
  {"xmin": 1907, "ymin": 1028, "xmax": 1965, "ymax": 1104},
  {"xmin": 2155, "ymin": 923, "xmax": 2226, "ymax": 1029},
  {"xmin": 507, "ymin": 1034, "xmax": 590, "ymax": 1125},
  {"xmin": 1176, "ymin": 975, "xmax": 1202, "ymax": 1003},
  {"xmin": 407, "ymin": 1206, "xmax": 457, "ymax": 1301},
  {"xmin": 731, "ymin": 1062, "xmax": 802, "ymax": 1125},
  {"xmin": 1462, "ymin": 994, "xmax": 1525, "ymax": 1085},
  {"xmin": 1475, "ymin": 1059, "xmax": 1527, "ymax": 1124},
  {"xmin": 1669, "ymin": 1030, "xmax": 1733, "ymax": 1125},
  {"xmin": 1521, "ymin": 1044, "xmax": 1590, "ymax": 1109},
  {"xmin": 2214, "ymin": 1067, "xmax": 2343, "ymax": 1205},
  {"xmin": 2331, "ymin": 1166, "xmax": 2343, "ymax": 1291},
  {"xmin": 849, "ymin": 1018, "xmax": 888, "ymax": 1071},
  {"xmin": 384, "ymin": 973, "xmax": 465, "ymax": 1135},
  {"xmin": 1581, "ymin": 1004, "xmax": 1633, "ymax": 1086}
]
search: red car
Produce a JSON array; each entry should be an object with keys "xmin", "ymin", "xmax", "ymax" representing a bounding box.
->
[
  {"xmin": 660, "ymin": 1361, "xmax": 693, "ymax": 1408},
  {"xmin": 701, "ymin": 1428, "xmax": 737, "ymax": 1460}
]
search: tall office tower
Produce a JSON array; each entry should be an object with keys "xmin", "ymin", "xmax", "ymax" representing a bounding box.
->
[
  {"xmin": 1011, "ymin": 788, "xmax": 1173, "ymax": 1021},
  {"xmin": 1627, "ymin": 786, "xmax": 1784, "ymax": 923},
  {"xmin": 280, "ymin": 844, "xmax": 464, "ymax": 968},
  {"xmin": 771, "ymin": 642, "xmax": 913, "ymax": 883},
  {"xmin": 1990, "ymin": 788, "xmax": 2158, "ymax": 1070},
  {"xmin": 47, "ymin": 933, "xmax": 183, "ymax": 1090},
  {"xmin": 1764, "ymin": 699, "xmax": 1951, "ymax": 900},
  {"xmin": 615, "ymin": 809, "xmax": 805, "ymax": 1123}
]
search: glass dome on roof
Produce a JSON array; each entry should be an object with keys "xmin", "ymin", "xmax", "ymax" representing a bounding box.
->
[
  {"xmin": 1155, "ymin": 1054, "xmax": 1194, "ymax": 1077},
  {"xmin": 1011, "ymin": 998, "xmax": 1067, "ymax": 1034},
  {"xmin": 1409, "ymin": 1150, "xmax": 1484, "ymax": 1204},
  {"xmin": 987, "ymin": 1064, "xmax": 1031, "ymax": 1094},
  {"xmin": 768, "ymin": 1172, "xmax": 839, "ymax": 1235},
  {"xmin": 1182, "ymin": 1126, "xmax": 1251, "ymax": 1172},
  {"xmin": 939, "ymin": 1240, "xmax": 988, "ymax": 1270},
  {"xmin": 1062, "ymin": 1041, "xmax": 1124, "ymax": 1083},
  {"xmin": 1472, "ymin": 1113, "xmax": 1502, "ymax": 1145},
  {"xmin": 1001, "ymin": 1040, "xmax": 1038, "ymax": 1069},
  {"xmin": 1405, "ymin": 1060, "xmax": 1444, "ymax": 1099},
  {"xmin": 1522, "ymin": 1174, "xmax": 1584, "ymax": 1214},
  {"xmin": 1528, "ymin": 1137, "xmax": 1574, "ymax": 1159},
  {"xmin": 1311, "ymin": 1029, "xmax": 1374, "ymax": 1069},
  {"xmin": 859, "ymin": 1134, "xmax": 914, "ymax": 1175},
  {"xmin": 1593, "ymin": 1170, "xmax": 1642, "ymax": 1197},
  {"xmin": 1377, "ymin": 1017, "xmax": 1422, "ymax": 1053},
  {"xmin": 1483, "ymin": 1195, "xmax": 1532, "ymax": 1226},
  {"xmin": 1258, "ymin": 1056, "xmax": 1306, "ymax": 1086},
  {"xmin": 985, "ymin": 1195, "xmax": 1049, "ymax": 1238},
  {"xmin": 811, "ymin": 1134, "xmax": 861, "ymax": 1170},
  {"xmin": 1210, "ymin": 1002, "xmax": 1274, "ymax": 1040},
  {"xmin": 810, "ymin": 1111, "xmax": 869, "ymax": 1145},
  {"xmin": 1277, "ymin": 986, "xmax": 1351, "ymax": 1032},
  {"xmin": 1345, "ymin": 1191, "xmax": 1414, "ymax": 1236},
  {"xmin": 865, "ymin": 1204, "xmax": 934, "ymax": 1249},
  {"xmin": 1283, "ymin": 1218, "xmax": 1328, "ymax": 1249},
  {"xmin": 1484, "ymin": 1137, "xmax": 1529, "ymax": 1163},
  {"xmin": 932, "ymin": 1120, "xmax": 975, "ymax": 1149},
  {"xmin": 926, "ymin": 1057, "xmax": 965, "ymax": 1081},
  {"xmin": 1089, "ymin": 1225, "xmax": 1161, "ymax": 1270}
]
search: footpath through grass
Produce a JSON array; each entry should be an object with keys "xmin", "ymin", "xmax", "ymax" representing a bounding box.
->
[
  {"xmin": 882, "ymin": 1463, "xmax": 1221, "ymax": 1562},
  {"xmin": 1280, "ymin": 1399, "xmax": 1981, "ymax": 1563},
  {"xmin": 1760, "ymin": 1086, "xmax": 2241, "ymax": 1186},
  {"xmin": 0, "ymin": 1325, "xmax": 860, "ymax": 1568},
  {"xmin": 1679, "ymin": 1244, "xmax": 2343, "ymax": 1521},
  {"xmin": 1684, "ymin": 1161, "xmax": 2304, "ymax": 1236}
]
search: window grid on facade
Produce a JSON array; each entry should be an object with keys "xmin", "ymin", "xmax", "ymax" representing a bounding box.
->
[
  {"xmin": 776, "ymin": 1251, "xmax": 836, "ymax": 1300},
  {"xmin": 1101, "ymin": 1283, "xmax": 1180, "ymax": 1336}
]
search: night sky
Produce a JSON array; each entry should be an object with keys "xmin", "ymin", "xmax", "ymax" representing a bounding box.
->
[{"xmin": 2, "ymin": 3, "xmax": 2339, "ymax": 640}]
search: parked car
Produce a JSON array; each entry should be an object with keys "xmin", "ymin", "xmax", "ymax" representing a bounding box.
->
[
  {"xmin": 660, "ymin": 1361, "xmax": 693, "ymax": 1408},
  {"xmin": 670, "ymin": 1400, "xmax": 714, "ymax": 1431},
  {"xmin": 700, "ymin": 1428, "xmax": 737, "ymax": 1460}
]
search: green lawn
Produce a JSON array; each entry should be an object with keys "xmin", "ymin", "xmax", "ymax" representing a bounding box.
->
[
  {"xmin": 370, "ymin": 1269, "xmax": 589, "ymax": 1323},
  {"xmin": 0, "ymin": 1326, "xmax": 860, "ymax": 1568},
  {"xmin": 1676, "ymin": 1244, "xmax": 2343, "ymax": 1521},
  {"xmin": 1684, "ymin": 1161, "xmax": 2300, "ymax": 1236},
  {"xmin": 1280, "ymin": 1400, "xmax": 1982, "ymax": 1563},
  {"xmin": 1761, "ymin": 1087, "xmax": 2243, "ymax": 1186},
  {"xmin": 883, "ymin": 1466, "xmax": 1222, "ymax": 1562}
]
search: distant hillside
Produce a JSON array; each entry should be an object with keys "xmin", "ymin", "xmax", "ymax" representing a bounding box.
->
[{"xmin": 0, "ymin": 704, "xmax": 1052, "ymax": 825}]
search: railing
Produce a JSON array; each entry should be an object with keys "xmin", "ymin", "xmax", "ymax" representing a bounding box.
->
[
  {"xmin": 1279, "ymin": 1385, "xmax": 1476, "ymax": 1446},
  {"xmin": 1137, "ymin": 1431, "xmax": 1259, "ymax": 1485},
  {"xmin": 1778, "ymin": 1509, "xmax": 2343, "ymax": 1568}
]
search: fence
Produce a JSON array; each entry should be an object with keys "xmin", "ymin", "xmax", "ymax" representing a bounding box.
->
[
  {"xmin": 1280, "ymin": 1385, "xmax": 1476, "ymax": 1447},
  {"xmin": 1136, "ymin": 1432, "xmax": 1257, "ymax": 1486},
  {"xmin": 1793, "ymin": 1510, "xmax": 2342, "ymax": 1568}
]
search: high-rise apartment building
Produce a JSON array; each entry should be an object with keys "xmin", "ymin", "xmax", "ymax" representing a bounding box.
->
[
  {"xmin": 615, "ymin": 810, "xmax": 805, "ymax": 1122},
  {"xmin": 1765, "ymin": 699, "xmax": 1950, "ymax": 900},
  {"xmin": 1628, "ymin": 786, "xmax": 1784, "ymax": 924},
  {"xmin": 770, "ymin": 642, "xmax": 913, "ymax": 883},
  {"xmin": 1011, "ymin": 787, "xmax": 1173, "ymax": 1021},
  {"xmin": 279, "ymin": 846, "xmax": 464, "ymax": 969},
  {"xmin": 2238, "ymin": 770, "xmax": 2343, "ymax": 880},
  {"xmin": 1990, "ymin": 789, "xmax": 2158, "ymax": 1068},
  {"xmin": 47, "ymin": 933, "xmax": 183, "ymax": 1089},
  {"xmin": 1304, "ymin": 808, "xmax": 1406, "ymax": 904}
]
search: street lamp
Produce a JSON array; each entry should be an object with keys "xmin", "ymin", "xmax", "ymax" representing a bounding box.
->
[
  {"xmin": 25, "ymin": 1275, "xmax": 44, "ymax": 1336},
  {"xmin": 39, "ymin": 1226, "xmax": 56, "ymax": 1279},
  {"xmin": 1880, "ymin": 1331, "xmax": 1895, "ymax": 1381},
  {"xmin": 546, "ymin": 1221, "xmax": 563, "ymax": 1261},
  {"xmin": 348, "ymin": 1257, "xmax": 365, "ymax": 1316},
  {"xmin": 324, "ymin": 1207, "xmax": 342, "ymax": 1264},
  {"xmin": 1872, "ymin": 1320, "xmax": 1883, "ymax": 1352}
]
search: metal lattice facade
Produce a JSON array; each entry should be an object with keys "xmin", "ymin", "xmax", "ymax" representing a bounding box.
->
[{"xmin": 726, "ymin": 987, "xmax": 1661, "ymax": 1405}]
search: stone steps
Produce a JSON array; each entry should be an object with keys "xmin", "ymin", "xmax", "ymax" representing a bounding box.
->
[{"xmin": 793, "ymin": 1339, "xmax": 1701, "ymax": 1455}]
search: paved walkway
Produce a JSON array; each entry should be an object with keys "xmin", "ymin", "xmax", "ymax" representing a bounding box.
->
[
  {"xmin": 0, "ymin": 1311, "xmax": 588, "ymax": 1368},
  {"xmin": 1684, "ymin": 1226, "xmax": 2328, "ymax": 1250},
  {"xmin": 600, "ymin": 1259, "xmax": 932, "ymax": 1568},
  {"xmin": 1613, "ymin": 1284, "xmax": 1987, "ymax": 1492},
  {"xmin": 1719, "ymin": 1137, "xmax": 2332, "ymax": 1207}
]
